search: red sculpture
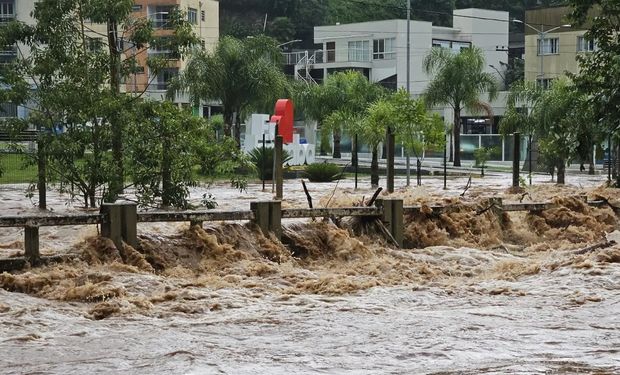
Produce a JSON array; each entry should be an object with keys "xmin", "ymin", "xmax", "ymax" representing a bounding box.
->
[{"xmin": 270, "ymin": 99, "xmax": 294, "ymax": 144}]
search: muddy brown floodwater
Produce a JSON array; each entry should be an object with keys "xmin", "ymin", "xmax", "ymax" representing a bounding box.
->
[{"xmin": 1, "ymin": 174, "xmax": 619, "ymax": 374}]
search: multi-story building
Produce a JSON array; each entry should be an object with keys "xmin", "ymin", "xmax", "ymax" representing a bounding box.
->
[
  {"xmin": 286, "ymin": 9, "xmax": 517, "ymax": 160},
  {"xmin": 523, "ymin": 6, "xmax": 595, "ymax": 87},
  {"xmin": 128, "ymin": 0, "xmax": 218, "ymax": 104},
  {"xmin": 0, "ymin": 0, "xmax": 218, "ymax": 115}
]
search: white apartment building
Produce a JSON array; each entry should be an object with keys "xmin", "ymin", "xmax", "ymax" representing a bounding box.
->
[{"xmin": 286, "ymin": 9, "xmax": 517, "ymax": 160}]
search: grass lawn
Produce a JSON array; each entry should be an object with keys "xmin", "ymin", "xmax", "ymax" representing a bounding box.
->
[{"xmin": 0, "ymin": 153, "xmax": 38, "ymax": 184}]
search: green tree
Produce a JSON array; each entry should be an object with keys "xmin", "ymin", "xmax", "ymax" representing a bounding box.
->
[
  {"xmin": 359, "ymin": 99, "xmax": 398, "ymax": 187},
  {"xmin": 530, "ymin": 78, "xmax": 594, "ymax": 184},
  {"xmin": 174, "ymin": 35, "xmax": 289, "ymax": 148},
  {"xmin": 298, "ymin": 71, "xmax": 383, "ymax": 159},
  {"xmin": 423, "ymin": 46, "xmax": 498, "ymax": 167},
  {"xmin": 0, "ymin": 0, "xmax": 198, "ymax": 207},
  {"xmin": 499, "ymin": 80, "xmax": 543, "ymax": 176},
  {"xmin": 390, "ymin": 89, "xmax": 445, "ymax": 186},
  {"xmin": 569, "ymin": 0, "xmax": 620, "ymax": 183}
]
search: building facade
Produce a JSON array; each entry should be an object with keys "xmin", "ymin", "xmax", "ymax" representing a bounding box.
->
[
  {"xmin": 285, "ymin": 9, "xmax": 516, "ymax": 160},
  {"xmin": 0, "ymin": 0, "xmax": 218, "ymax": 111},
  {"xmin": 128, "ymin": 0, "xmax": 218, "ymax": 103},
  {"xmin": 524, "ymin": 6, "xmax": 594, "ymax": 87}
]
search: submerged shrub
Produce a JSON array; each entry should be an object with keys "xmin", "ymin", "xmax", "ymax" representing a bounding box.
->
[
  {"xmin": 304, "ymin": 162, "xmax": 342, "ymax": 182},
  {"xmin": 248, "ymin": 147, "xmax": 292, "ymax": 180}
]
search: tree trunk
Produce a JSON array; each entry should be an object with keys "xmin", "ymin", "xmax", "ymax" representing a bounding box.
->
[
  {"xmin": 448, "ymin": 131, "xmax": 453, "ymax": 162},
  {"xmin": 371, "ymin": 145, "xmax": 379, "ymax": 187},
  {"xmin": 223, "ymin": 110, "xmax": 233, "ymax": 138},
  {"xmin": 333, "ymin": 128, "xmax": 341, "ymax": 159},
  {"xmin": 37, "ymin": 137, "xmax": 46, "ymax": 210},
  {"xmin": 161, "ymin": 137, "xmax": 172, "ymax": 207},
  {"xmin": 405, "ymin": 152, "xmax": 410, "ymax": 186},
  {"xmin": 107, "ymin": 18, "xmax": 123, "ymax": 200},
  {"xmin": 234, "ymin": 112, "xmax": 242, "ymax": 149},
  {"xmin": 557, "ymin": 161, "xmax": 566, "ymax": 185},
  {"xmin": 453, "ymin": 107, "xmax": 461, "ymax": 167}
]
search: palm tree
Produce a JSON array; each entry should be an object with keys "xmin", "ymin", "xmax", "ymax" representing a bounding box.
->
[
  {"xmin": 297, "ymin": 71, "xmax": 383, "ymax": 158},
  {"xmin": 423, "ymin": 46, "xmax": 498, "ymax": 167},
  {"xmin": 359, "ymin": 99, "xmax": 397, "ymax": 187},
  {"xmin": 499, "ymin": 80, "xmax": 544, "ymax": 178},
  {"xmin": 173, "ymin": 35, "xmax": 288, "ymax": 147}
]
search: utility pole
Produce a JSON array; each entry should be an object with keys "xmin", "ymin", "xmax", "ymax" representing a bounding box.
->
[{"xmin": 405, "ymin": 0, "xmax": 412, "ymax": 186}]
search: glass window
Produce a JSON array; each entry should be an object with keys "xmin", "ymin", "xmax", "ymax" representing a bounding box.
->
[
  {"xmin": 348, "ymin": 40, "xmax": 370, "ymax": 62},
  {"xmin": 536, "ymin": 78, "xmax": 553, "ymax": 89},
  {"xmin": 152, "ymin": 6, "xmax": 174, "ymax": 29},
  {"xmin": 326, "ymin": 42, "xmax": 335, "ymax": 62},
  {"xmin": 373, "ymin": 38, "xmax": 395, "ymax": 60},
  {"xmin": 577, "ymin": 36, "xmax": 597, "ymax": 52},
  {"xmin": 432, "ymin": 39, "xmax": 471, "ymax": 53},
  {"xmin": 131, "ymin": 4, "xmax": 142, "ymax": 12},
  {"xmin": 537, "ymin": 38, "xmax": 559, "ymax": 55},
  {"xmin": 188, "ymin": 7, "xmax": 197, "ymax": 24},
  {"xmin": 156, "ymin": 68, "xmax": 179, "ymax": 90},
  {"xmin": 0, "ymin": 1, "xmax": 14, "ymax": 22}
]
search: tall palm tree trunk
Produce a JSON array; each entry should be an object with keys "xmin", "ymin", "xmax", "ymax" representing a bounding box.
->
[
  {"xmin": 333, "ymin": 128, "xmax": 341, "ymax": 159},
  {"xmin": 223, "ymin": 110, "xmax": 233, "ymax": 138},
  {"xmin": 453, "ymin": 107, "xmax": 462, "ymax": 167}
]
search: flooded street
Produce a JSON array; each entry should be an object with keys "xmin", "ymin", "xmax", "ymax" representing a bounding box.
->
[{"xmin": 1, "ymin": 173, "xmax": 619, "ymax": 374}]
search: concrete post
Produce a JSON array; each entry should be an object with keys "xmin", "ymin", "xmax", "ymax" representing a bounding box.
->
[
  {"xmin": 101, "ymin": 203, "xmax": 122, "ymax": 250},
  {"xmin": 386, "ymin": 130, "xmax": 395, "ymax": 193},
  {"xmin": 251, "ymin": 201, "xmax": 270, "ymax": 235},
  {"xmin": 24, "ymin": 226, "xmax": 40, "ymax": 262},
  {"xmin": 512, "ymin": 132, "xmax": 521, "ymax": 188},
  {"xmin": 269, "ymin": 200, "xmax": 282, "ymax": 240},
  {"xmin": 275, "ymin": 135, "xmax": 283, "ymax": 200},
  {"xmin": 251, "ymin": 201, "xmax": 281, "ymax": 240},
  {"xmin": 391, "ymin": 198, "xmax": 404, "ymax": 247},
  {"xmin": 376, "ymin": 198, "xmax": 403, "ymax": 247},
  {"xmin": 120, "ymin": 202, "xmax": 138, "ymax": 248}
]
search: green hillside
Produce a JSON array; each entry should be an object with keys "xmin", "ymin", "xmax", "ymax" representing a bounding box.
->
[{"xmin": 220, "ymin": 0, "xmax": 565, "ymax": 47}]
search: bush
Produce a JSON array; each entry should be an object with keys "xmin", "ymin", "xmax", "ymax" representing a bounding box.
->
[
  {"xmin": 304, "ymin": 162, "xmax": 342, "ymax": 182},
  {"xmin": 248, "ymin": 147, "xmax": 292, "ymax": 180}
]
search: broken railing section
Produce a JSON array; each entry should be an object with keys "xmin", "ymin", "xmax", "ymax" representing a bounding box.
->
[{"xmin": 0, "ymin": 195, "xmax": 610, "ymax": 272}]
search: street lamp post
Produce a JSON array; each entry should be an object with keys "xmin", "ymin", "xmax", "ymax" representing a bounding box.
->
[
  {"xmin": 489, "ymin": 64, "xmax": 506, "ymax": 89},
  {"xmin": 277, "ymin": 39, "xmax": 301, "ymax": 48},
  {"xmin": 512, "ymin": 19, "xmax": 571, "ymax": 85}
]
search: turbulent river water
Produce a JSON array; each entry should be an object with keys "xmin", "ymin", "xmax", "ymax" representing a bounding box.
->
[{"xmin": 1, "ymin": 174, "xmax": 619, "ymax": 374}]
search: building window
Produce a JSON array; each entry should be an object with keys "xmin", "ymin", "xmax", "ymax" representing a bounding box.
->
[
  {"xmin": 132, "ymin": 4, "xmax": 142, "ymax": 12},
  {"xmin": 0, "ymin": 102, "xmax": 17, "ymax": 118},
  {"xmin": 156, "ymin": 68, "xmax": 179, "ymax": 90},
  {"xmin": 537, "ymin": 38, "xmax": 559, "ymax": 55},
  {"xmin": 201, "ymin": 10, "xmax": 205, "ymax": 22},
  {"xmin": 0, "ymin": 1, "xmax": 14, "ymax": 23},
  {"xmin": 86, "ymin": 37, "xmax": 104, "ymax": 52},
  {"xmin": 373, "ymin": 38, "xmax": 395, "ymax": 60},
  {"xmin": 149, "ymin": 37, "xmax": 180, "ymax": 59},
  {"xmin": 432, "ymin": 39, "xmax": 471, "ymax": 53},
  {"xmin": 326, "ymin": 41, "xmax": 335, "ymax": 63},
  {"xmin": 152, "ymin": 6, "xmax": 174, "ymax": 29},
  {"xmin": 348, "ymin": 40, "xmax": 370, "ymax": 62},
  {"xmin": 188, "ymin": 8, "xmax": 197, "ymax": 24},
  {"xmin": 577, "ymin": 36, "xmax": 597, "ymax": 52},
  {"xmin": 536, "ymin": 78, "xmax": 554, "ymax": 89}
]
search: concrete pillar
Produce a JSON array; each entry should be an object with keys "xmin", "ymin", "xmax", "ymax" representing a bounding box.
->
[
  {"xmin": 251, "ymin": 201, "xmax": 281, "ymax": 240},
  {"xmin": 386, "ymin": 130, "xmax": 395, "ymax": 193},
  {"xmin": 24, "ymin": 226, "xmax": 40, "ymax": 262},
  {"xmin": 101, "ymin": 203, "xmax": 122, "ymax": 250},
  {"xmin": 512, "ymin": 132, "xmax": 520, "ymax": 188},
  {"xmin": 275, "ymin": 135, "xmax": 283, "ymax": 200},
  {"xmin": 120, "ymin": 202, "xmax": 138, "ymax": 248},
  {"xmin": 376, "ymin": 198, "xmax": 403, "ymax": 247}
]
